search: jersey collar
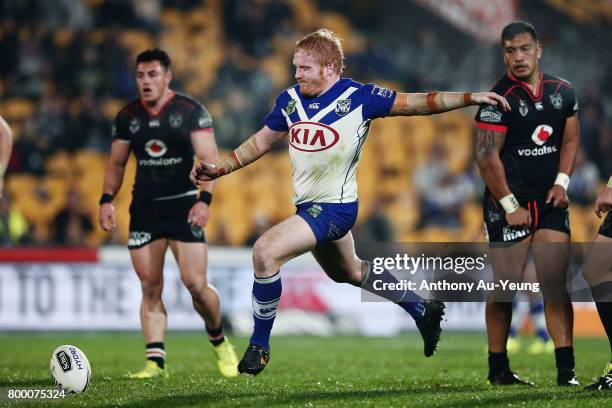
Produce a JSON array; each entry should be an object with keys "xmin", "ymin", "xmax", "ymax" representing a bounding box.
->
[
  {"xmin": 507, "ymin": 71, "xmax": 543, "ymax": 100},
  {"xmin": 297, "ymin": 77, "xmax": 346, "ymax": 101},
  {"xmin": 140, "ymin": 90, "xmax": 176, "ymax": 118}
]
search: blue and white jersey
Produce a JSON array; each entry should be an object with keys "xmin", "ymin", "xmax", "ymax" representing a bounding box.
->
[{"xmin": 264, "ymin": 78, "xmax": 396, "ymax": 204}]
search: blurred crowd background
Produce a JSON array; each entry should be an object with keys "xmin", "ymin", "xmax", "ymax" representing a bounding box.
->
[{"xmin": 0, "ymin": 0, "xmax": 610, "ymax": 247}]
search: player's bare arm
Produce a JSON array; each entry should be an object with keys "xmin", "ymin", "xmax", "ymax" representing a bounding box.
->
[
  {"xmin": 475, "ymin": 127, "xmax": 531, "ymax": 228},
  {"xmin": 0, "ymin": 115, "xmax": 13, "ymax": 198},
  {"xmin": 99, "ymin": 140, "xmax": 131, "ymax": 231},
  {"xmin": 188, "ymin": 128, "xmax": 219, "ymax": 228},
  {"xmin": 389, "ymin": 91, "xmax": 511, "ymax": 116},
  {"xmin": 191, "ymin": 125, "xmax": 287, "ymax": 184},
  {"xmin": 594, "ymin": 176, "xmax": 612, "ymax": 218},
  {"xmin": 546, "ymin": 115, "xmax": 580, "ymax": 208}
]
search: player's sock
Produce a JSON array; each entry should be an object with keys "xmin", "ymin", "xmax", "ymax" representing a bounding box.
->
[
  {"xmin": 206, "ymin": 323, "xmax": 225, "ymax": 346},
  {"xmin": 529, "ymin": 301, "xmax": 550, "ymax": 342},
  {"xmin": 146, "ymin": 342, "xmax": 165, "ymax": 369},
  {"xmin": 592, "ymin": 282, "xmax": 612, "ymax": 356},
  {"xmin": 250, "ymin": 271, "xmax": 282, "ymax": 350},
  {"xmin": 554, "ymin": 346, "xmax": 575, "ymax": 373},
  {"xmin": 488, "ymin": 351, "xmax": 510, "ymax": 377},
  {"xmin": 362, "ymin": 261, "xmax": 425, "ymax": 321}
]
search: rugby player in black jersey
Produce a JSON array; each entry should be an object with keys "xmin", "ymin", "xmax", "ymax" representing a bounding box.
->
[
  {"xmin": 583, "ymin": 177, "xmax": 612, "ymax": 390},
  {"xmin": 98, "ymin": 49, "xmax": 238, "ymax": 378},
  {"xmin": 474, "ymin": 22, "xmax": 580, "ymax": 386}
]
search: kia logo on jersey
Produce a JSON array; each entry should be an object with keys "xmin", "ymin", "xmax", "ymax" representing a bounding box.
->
[
  {"xmin": 531, "ymin": 125, "xmax": 553, "ymax": 146},
  {"xmin": 145, "ymin": 139, "xmax": 168, "ymax": 157},
  {"xmin": 288, "ymin": 122, "xmax": 340, "ymax": 152}
]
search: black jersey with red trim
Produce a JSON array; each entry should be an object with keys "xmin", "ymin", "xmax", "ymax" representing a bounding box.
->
[
  {"xmin": 112, "ymin": 92, "xmax": 213, "ymax": 201},
  {"xmin": 475, "ymin": 72, "xmax": 578, "ymax": 200}
]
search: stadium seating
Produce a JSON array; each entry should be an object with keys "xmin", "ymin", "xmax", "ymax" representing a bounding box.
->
[{"xmin": 1, "ymin": 0, "xmax": 606, "ymax": 246}]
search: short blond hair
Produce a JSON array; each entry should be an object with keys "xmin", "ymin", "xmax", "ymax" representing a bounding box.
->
[{"xmin": 294, "ymin": 28, "xmax": 345, "ymax": 75}]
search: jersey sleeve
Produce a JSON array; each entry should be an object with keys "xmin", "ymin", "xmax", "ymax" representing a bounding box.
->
[
  {"xmin": 263, "ymin": 94, "xmax": 289, "ymax": 132},
  {"xmin": 474, "ymin": 104, "xmax": 509, "ymax": 133},
  {"xmin": 189, "ymin": 104, "xmax": 214, "ymax": 131},
  {"xmin": 112, "ymin": 112, "xmax": 131, "ymax": 142},
  {"xmin": 563, "ymin": 86, "xmax": 579, "ymax": 118},
  {"xmin": 361, "ymin": 83, "xmax": 396, "ymax": 120}
]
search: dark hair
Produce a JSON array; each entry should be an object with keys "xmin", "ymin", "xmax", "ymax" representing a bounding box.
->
[
  {"xmin": 501, "ymin": 21, "xmax": 538, "ymax": 47},
  {"xmin": 135, "ymin": 48, "xmax": 171, "ymax": 70}
]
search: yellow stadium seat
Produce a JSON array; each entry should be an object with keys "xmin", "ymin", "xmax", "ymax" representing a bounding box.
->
[
  {"xmin": 120, "ymin": 30, "xmax": 154, "ymax": 55},
  {"xmin": 288, "ymin": 0, "xmax": 319, "ymax": 30},
  {"xmin": 384, "ymin": 192, "xmax": 420, "ymax": 237},
  {"xmin": 6, "ymin": 174, "xmax": 37, "ymax": 198},
  {"xmin": 4, "ymin": 98, "xmax": 35, "ymax": 121},
  {"xmin": 45, "ymin": 152, "xmax": 75, "ymax": 178}
]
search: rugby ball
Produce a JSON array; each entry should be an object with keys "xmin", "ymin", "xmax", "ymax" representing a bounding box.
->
[{"xmin": 49, "ymin": 345, "xmax": 92, "ymax": 393}]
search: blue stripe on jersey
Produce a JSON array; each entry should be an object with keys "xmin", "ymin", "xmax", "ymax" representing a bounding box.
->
[{"xmin": 340, "ymin": 120, "xmax": 371, "ymax": 202}]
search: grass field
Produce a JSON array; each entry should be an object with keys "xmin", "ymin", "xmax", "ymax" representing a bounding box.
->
[{"xmin": 0, "ymin": 332, "xmax": 609, "ymax": 407}]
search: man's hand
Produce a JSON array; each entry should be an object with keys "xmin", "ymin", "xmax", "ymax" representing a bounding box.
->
[
  {"xmin": 546, "ymin": 185, "xmax": 569, "ymax": 208},
  {"xmin": 99, "ymin": 203, "xmax": 116, "ymax": 231},
  {"xmin": 505, "ymin": 207, "xmax": 532, "ymax": 229},
  {"xmin": 594, "ymin": 186, "xmax": 612, "ymax": 218},
  {"xmin": 187, "ymin": 201, "xmax": 210, "ymax": 228},
  {"xmin": 190, "ymin": 160, "xmax": 221, "ymax": 185},
  {"xmin": 471, "ymin": 92, "xmax": 511, "ymax": 112}
]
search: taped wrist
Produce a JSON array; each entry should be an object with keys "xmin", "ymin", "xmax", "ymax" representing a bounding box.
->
[
  {"xmin": 409, "ymin": 92, "xmax": 472, "ymax": 115},
  {"xmin": 219, "ymin": 137, "xmax": 261, "ymax": 176},
  {"xmin": 554, "ymin": 172, "xmax": 570, "ymax": 190},
  {"xmin": 499, "ymin": 194, "xmax": 520, "ymax": 214}
]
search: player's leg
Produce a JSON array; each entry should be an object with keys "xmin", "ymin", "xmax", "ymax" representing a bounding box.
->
[
  {"xmin": 531, "ymin": 228, "xmax": 576, "ymax": 379},
  {"xmin": 506, "ymin": 261, "xmax": 540, "ymax": 354},
  {"xmin": 239, "ymin": 215, "xmax": 317, "ymax": 375},
  {"xmin": 482, "ymin": 193, "xmax": 534, "ymax": 385},
  {"xmin": 583, "ymin": 224, "xmax": 612, "ymax": 390},
  {"xmin": 485, "ymin": 237, "xmax": 532, "ymax": 385},
  {"xmin": 169, "ymin": 241, "xmax": 221, "ymax": 329},
  {"xmin": 169, "ymin": 240, "xmax": 238, "ymax": 377},
  {"xmin": 129, "ymin": 238, "xmax": 170, "ymax": 378},
  {"xmin": 531, "ymin": 227, "xmax": 577, "ymax": 386},
  {"xmin": 311, "ymin": 231, "xmax": 445, "ymax": 357},
  {"xmin": 523, "ymin": 258, "xmax": 553, "ymax": 354}
]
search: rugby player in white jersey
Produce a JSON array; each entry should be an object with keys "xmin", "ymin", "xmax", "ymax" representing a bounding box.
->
[
  {"xmin": 0, "ymin": 115, "xmax": 12, "ymax": 198},
  {"xmin": 191, "ymin": 28, "xmax": 510, "ymax": 375}
]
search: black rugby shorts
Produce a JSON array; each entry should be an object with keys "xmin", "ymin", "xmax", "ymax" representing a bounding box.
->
[{"xmin": 128, "ymin": 196, "xmax": 206, "ymax": 249}]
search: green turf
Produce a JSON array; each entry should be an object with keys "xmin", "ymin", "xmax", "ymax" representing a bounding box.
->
[{"xmin": 0, "ymin": 332, "xmax": 609, "ymax": 407}]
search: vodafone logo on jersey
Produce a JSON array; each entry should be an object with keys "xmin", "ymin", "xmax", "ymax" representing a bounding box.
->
[
  {"xmin": 145, "ymin": 139, "xmax": 167, "ymax": 157},
  {"xmin": 518, "ymin": 124, "xmax": 557, "ymax": 157},
  {"xmin": 288, "ymin": 121, "xmax": 340, "ymax": 152},
  {"xmin": 531, "ymin": 125, "xmax": 553, "ymax": 146}
]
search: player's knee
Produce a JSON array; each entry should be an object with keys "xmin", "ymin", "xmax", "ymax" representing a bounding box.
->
[
  {"xmin": 139, "ymin": 274, "xmax": 163, "ymax": 300},
  {"xmin": 141, "ymin": 283, "xmax": 163, "ymax": 301},
  {"xmin": 181, "ymin": 277, "xmax": 204, "ymax": 297},
  {"xmin": 252, "ymin": 239, "xmax": 279, "ymax": 276}
]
